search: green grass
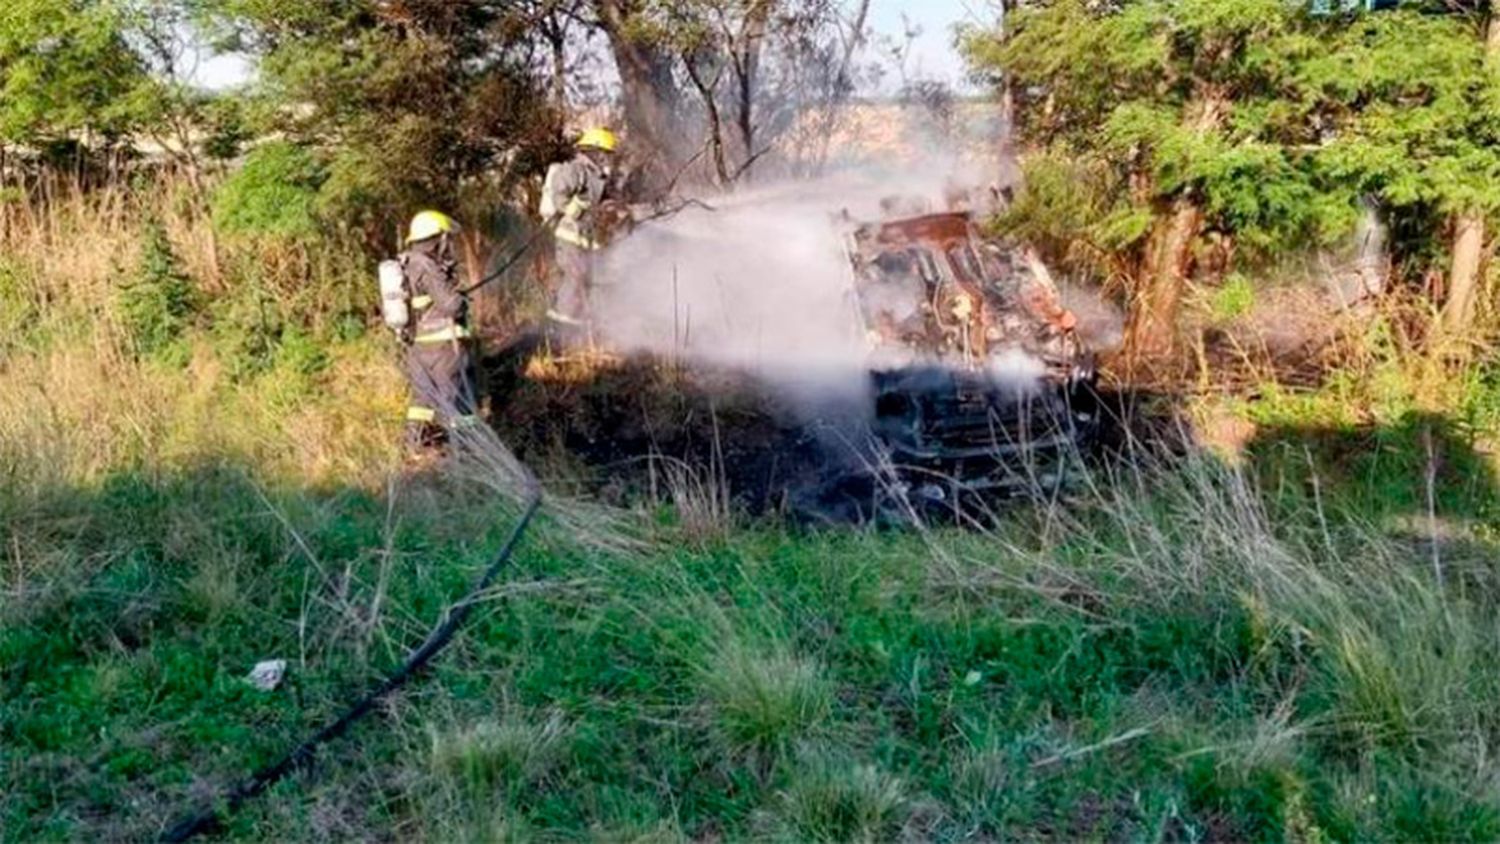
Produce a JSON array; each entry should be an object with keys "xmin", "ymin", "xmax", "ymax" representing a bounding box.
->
[
  {"xmin": 700, "ymin": 639, "xmax": 834, "ymax": 759},
  {"xmin": 6, "ymin": 429, "xmax": 1500, "ymax": 841},
  {"xmin": 5, "ymin": 178, "xmax": 1500, "ymax": 841}
]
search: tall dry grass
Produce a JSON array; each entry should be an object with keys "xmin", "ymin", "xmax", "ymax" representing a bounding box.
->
[
  {"xmin": 0, "ymin": 173, "xmax": 402, "ymax": 492},
  {"xmin": 927, "ymin": 434, "xmax": 1500, "ymax": 779}
]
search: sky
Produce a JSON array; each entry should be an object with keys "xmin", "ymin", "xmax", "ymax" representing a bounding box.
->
[
  {"xmin": 190, "ymin": 1, "xmax": 989, "ymax": 92},
  {"xmin": 868, "ymin": 0, "xmax": 995, "ymax": 90},
  {"xmin": 192, "ymin": 52, "xmax": 253, "ymax": 90}
]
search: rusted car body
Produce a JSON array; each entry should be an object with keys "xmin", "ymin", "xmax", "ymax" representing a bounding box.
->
[{"xmin": 841, "ymin": 210, "xmax": 1098, "ymax": 503}]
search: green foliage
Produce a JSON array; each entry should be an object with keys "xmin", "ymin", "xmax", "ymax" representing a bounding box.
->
[
  {"xmin": 967, "ymin": 0, "xmax": 1360, "ymax": 271},
  {"xmin": 1212, "ymin": 274, "xmax": 1257, "ymax": 321},
  {"xmin": 0, "ymin": 259, "xmax": 42, "ymax": 355},
  {"xmin": 1308, "ymin": 10, "xmax": 1500, "ymax": 218},
  {"xmin": 256, "ymin": 328, "xmax": 332, "ymax": 411},
  {"xmin": 196, "ymin": 0, "xmax": 560, "ymax": 233},
  {"xmin": 199, "ymin": 96, "xmax": 250, "ymax": 162},
  {"xmin": 0, "ymin": 0, "xmax": 151, "ymax": 144},
  {"xmin": 209, "ymin": 278, "xmax": 284, "ymax": 378},
  {"xmin": 211, "ymin": 142, "xmax": 325, "ymax": 242},
  {"xmin": 117, "ymin": 220, "xmax": 198, "ymax": 361},
  {"xmin": 966, "ymin": 0, "xmax": 1499, "ymax": 291}
]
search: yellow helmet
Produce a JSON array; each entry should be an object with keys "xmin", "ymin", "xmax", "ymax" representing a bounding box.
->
[
  {"xmin": 576, "ymin": 127, "xmax": 618, "ymax": 153},
  {"xmin": 407, "ymin": 210, "xmax": 455, "ymax": 244}
]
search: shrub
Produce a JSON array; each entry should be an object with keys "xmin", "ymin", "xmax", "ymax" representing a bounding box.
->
[
  {"xmin": 117, "ymin": 220, "xmax": 197, "ymax": 361},
  {"xmin": 211, "ymin": 142, "xmax": 325, "ymax": 243},
  {"xmin": 210, "ymin": 280, "xmax": 284, "ymax": 378}
]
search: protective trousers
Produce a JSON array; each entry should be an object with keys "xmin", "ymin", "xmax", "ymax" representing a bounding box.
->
[{"xmin": 404, "ymin": 339, "xmax": 478, "ymax": 449}]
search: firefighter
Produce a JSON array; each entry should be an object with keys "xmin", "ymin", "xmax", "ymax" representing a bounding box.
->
[
  {"xmin": 400, "ymin": 210, "xmax": 479, "ymax": 453},
  {"xmin": 539, "ymin": 127, "xmax": 618, "ymax": 339}
]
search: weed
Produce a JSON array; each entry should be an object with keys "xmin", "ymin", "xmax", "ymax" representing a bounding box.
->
[
  {"xmin": 211, "ymin": 141, "xmax": 326, "ymax": 243},
  {"xmin": 1212, "ymin": 273, "xmax": 1256, "ymax": 322},
  {"xmin": 700, "ymin": 639, "xmax": 833, "ymax": 758},
  {"xmin": 430, "ymin": 710, "xmax": 571, "ymax": 793},
  {"xmin": 772, "ymin": 752, "xmax": 909, "ymax": 842}
]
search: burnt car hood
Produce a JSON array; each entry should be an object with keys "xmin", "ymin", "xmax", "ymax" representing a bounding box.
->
[{"xmin": 843, "ymin": 210, "xmax": 1090, "ymax": 382}]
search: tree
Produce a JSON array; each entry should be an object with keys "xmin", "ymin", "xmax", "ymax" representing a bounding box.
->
[
  {"xmin": 0, "ymin": 0, "xmax": 152, "ymax": 164},
  {"xmin": 592, "ymin": 0, "xmax": 692, "ymax": 191},
  {"xmin": 197, "ymin": 0, "xmax": 560, "ymax": 239},
  {"xmin": 657, "ymin": 0, "xmax": 780, "ymax": 186},
  {"xmin": 1308, "ymin": 5, "xmax": 1500, "ymax": 347},
  {"xmin": 1444, "ymin": 0, "xmax": 1498, "ymax": 341},
  {"xmin": 591, "ymin": 0, "xmax": 870, "ymax": 189},
  {"xmin": 968, "ymin": 0, "xmax": 1357, "ymax": 370},
  {"xmin": 524, "ymin": 0, "xmax": 591, "ymax": 110}
]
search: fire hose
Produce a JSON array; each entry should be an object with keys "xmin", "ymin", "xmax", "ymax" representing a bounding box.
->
[
  {"xmin": 459, "ymin": 230, "xmax": 549, "ymax": 296},
  {"xmin": 161, "ymin": 493, "xmax": 544, "ymax": 842},
  {"xmin": 457, "ymin": 198, "xmax": 711, "ymax": 299}
]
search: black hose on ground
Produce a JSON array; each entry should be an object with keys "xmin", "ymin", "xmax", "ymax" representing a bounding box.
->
[{"xmin": 161, "ymin": 494, "xmax": 544, "ymax": 842}]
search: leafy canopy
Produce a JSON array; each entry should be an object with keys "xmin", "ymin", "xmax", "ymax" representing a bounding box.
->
[
  {"xmin": 967, "ymin": 0, "xmax": 1358, "ymax": 260},
  {"xmin": 196, "ymin": 0, "xmax": 561, "ymax": 234},
  {"xmin": 965, "ymin": 0, "xmax": 1500, "ymax": 274},
  {"xmin": 0, "ymin": 0, "xmax": 153, "ymax": 144},
  {"xmin": 1307, "ymin": 10, "xmax": 1500, "ymax": 217}
]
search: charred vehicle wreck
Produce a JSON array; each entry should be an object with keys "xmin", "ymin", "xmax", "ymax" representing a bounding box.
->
[{"xmin": 827, "ymin": 210, "xmax": 1099, "ymax": 516}]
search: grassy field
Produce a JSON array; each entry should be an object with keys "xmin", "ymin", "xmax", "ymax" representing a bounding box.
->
[{"xmin": 4, "ymin": 181, "xmax": 1500, "ymax": 841}]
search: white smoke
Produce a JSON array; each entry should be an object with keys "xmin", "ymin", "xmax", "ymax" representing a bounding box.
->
[
  {"xmin": 595, "ymin": 178, "xmax": 862, "ymax": 378},
  {"xmin": 593, "ymin": 168, "xmax": 977, "ymax": 410},
  {"xmin": 588, "ymin": 104, "xmax": 1090, "ymax": 421}
]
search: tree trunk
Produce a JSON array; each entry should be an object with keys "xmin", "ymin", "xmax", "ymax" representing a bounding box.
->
[
  {"xmin": 1440, "ymin": 212, "xmax": 1485, "ymax": 337},
  {"xmin": 996, "ymin": 0, "xmax": 1019, "ymax": 188},
  {"xmin": 1489, "ymin": 0, "xmax": 1500, "ymax": 57},
  {"xmin": 593, "ymin": 0, "xmax": 688, "ymax": 194},
  {"xmin": 1123, "ymin": 195, "xmax": 1203, "ymax": 370},
  {"xmin": 1119, "ymin": 91, "xmax": 1226, "ymax": 373},
  {"xmin": 1438, "ymin": 0, "xmax": 1499, "ymax": 342},
  {"xmin": 730, "ymin": 0, "xmax": 773, "ymax": 181},
  {"xmin": 683, "ymin": 52, "xmax": 730, "ymax": 186},
  {"xmin": 550, "ymin": 29, "xmax": 568, "ymax": 109}
]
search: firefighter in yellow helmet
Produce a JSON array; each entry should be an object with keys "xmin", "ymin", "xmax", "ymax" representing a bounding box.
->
[
  {"xmin": 539, "ymin": 127, "xmax": 619, "ymax": 341},
  {"xmin": 397, "ymin": 210, "xmax": 479, "ymax": 453}
]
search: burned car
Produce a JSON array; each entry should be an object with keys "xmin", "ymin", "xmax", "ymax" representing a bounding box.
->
[{"xmin": 839, "ymin": 210, "xmax": 1098, "ymax": 508}]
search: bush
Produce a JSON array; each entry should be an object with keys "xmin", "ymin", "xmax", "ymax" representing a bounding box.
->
[
  {"xmin": 0, "ymin": 259, "xmax": 42, "ymax": 355},
  {"xmin": 117, "ymin": 221, "xmax": 197, "ymax": 361},
  {"xmin": 211, "ymin": 142, "xmax": 325, "ymax": 242},
  {"xmin": 210, "ymin": 280, "xmax": 284, "ymax": 378}
]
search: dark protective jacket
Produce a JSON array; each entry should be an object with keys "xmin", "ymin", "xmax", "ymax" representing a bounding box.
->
[{"xmin": 404, "ymin": 240, "xmax": 469, "ymax": 343}]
